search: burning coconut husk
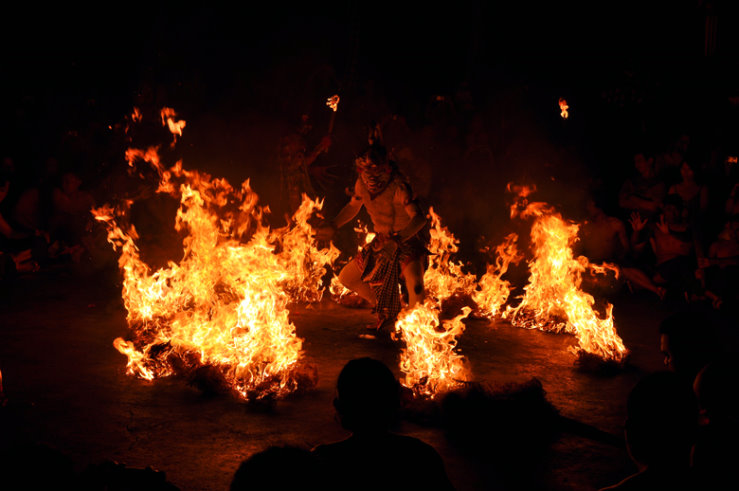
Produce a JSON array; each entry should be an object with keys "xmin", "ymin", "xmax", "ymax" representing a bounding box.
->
[
  {"xmin": 503, "ymin": 183, "xmax": 629, "ymax": 367},
  {"xmin": 94, "ymin": 109, "xmax": 338, "ymax": 401}
]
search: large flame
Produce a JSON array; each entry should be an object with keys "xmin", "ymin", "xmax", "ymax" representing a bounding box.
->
[
  {"xmin": 94, "ymin": 119, "xmax": 338, "ymax": 400},
  {"xmin": 504, "ymin": 192, "xmax": 628, "ymax": 363},
  {"xmin": 394, "ymin": 208, "xmax": 476, "ymax": 398}
]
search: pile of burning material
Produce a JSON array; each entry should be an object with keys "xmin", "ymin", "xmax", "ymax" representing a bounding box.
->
[
  {"xmin": 94, "ymin": 110, "xmax": 338, "ymax": 401},
  {"xmin": 394, "ymin": 209, "xmax": 477, "ymax": 399},
  {"xmin": 503, "ymin": 184, "xmax": 628, "ymax": 367}
]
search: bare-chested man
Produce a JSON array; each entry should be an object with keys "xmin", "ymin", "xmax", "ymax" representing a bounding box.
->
[
  {"xmin": 579, "ymin": 197, "xmax": 664, "ymax": 298},
  {"xmin": 317, "ymin": 143, "xmax": 428, "ymax": 331}
]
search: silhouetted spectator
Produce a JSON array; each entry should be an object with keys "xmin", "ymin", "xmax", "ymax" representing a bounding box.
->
[
  {"xmin": 699, "ymin": 216, "xmax": 739, "ymax": 307},
  {"xmin": 0, "ymin": 170, "xmax": 48, "ymax": 271},
  {"xmin": 691, "ymin": 359, "xmax": 739, "ymax": 491},
  {"xmin": 312, "ymin": 357, "xmax": 454, "ymax": 491},
  {"xmin": 600, "ymin": 371, "xmax": 698, "ymax": 491},
  {"xmin": 659, "ymin": 311, "xmax": 716, "ymax": 383},
  {"xmin": 230, "ymin": 446, "xmax": 319, "ymax": 491}
]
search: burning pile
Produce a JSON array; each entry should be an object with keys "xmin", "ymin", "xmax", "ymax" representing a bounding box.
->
[
  {"xmin": 504, "ymin": 186, "xmax": 628, "ymax": 363},
  {"xmin": 94, "ymin": 110, "xmax": 338, "ymax": 400},
  {"xmin": 394, "ymin": 208, "xmax": 476, "ymax": 398}
]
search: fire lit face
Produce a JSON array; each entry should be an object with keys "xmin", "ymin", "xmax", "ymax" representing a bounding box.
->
[
  {"xmin": 680, "ymin": 162, "xmax": 695, "ymax": 182},
  {"xmin": 356, "ymin": 156, "xmax": 391, "ymax": 189},
  {"xmin": 634, "ymin": 154, "xmax": 654, "ymax": 178}
]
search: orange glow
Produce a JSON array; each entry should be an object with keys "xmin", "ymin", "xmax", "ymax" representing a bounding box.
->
[
  {"xmin": 131, "ymin": 107, "xmax": 142, "ymax": 123},
  {"xmin": 160, "ymin": 107, "xmax": 186, "ymax": 146},
  {"xmin": 93, "ymin": 117, "xmax": 339, "ymax": 400},
  {"xmin": 559, "ymin": 98, "xmax": 569, "ymax": 119},
  {"xmin": 326, "ymin": 95, "xmax": 340, "ymax": 112}
]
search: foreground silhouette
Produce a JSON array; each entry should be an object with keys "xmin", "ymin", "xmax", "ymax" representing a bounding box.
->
[{"xmin": 312, "ymin": 357, "xmax": 454, "ymax": 491}]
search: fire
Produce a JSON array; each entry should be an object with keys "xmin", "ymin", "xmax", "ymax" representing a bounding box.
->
[
  {"xmin": 422, "ymin": 207, "xmax": 478, "ymax": 305},
  {"xmin": 329, "ymin": 221, "xmax": 374, "ymax": 303},
  {"xmin": 131, "ymin": 107, "xmax": 142, "ymax": 123},
  {"xmin": 473, "ymin": 233, "xmax": 521, "ymax": 318},
  {"xmin": 394, "ymin": 208, "xmax": 476, "ymax": 397},
  {"xmin": 558, "ymin": 98, "xmax": 569, "ymax": 119},
  {"xmin": 94, "ymin": 115, "xmax": 338, "ymax": 400},
  {"xmin": 160, "ymin": 107, "xmax": 186, "ymax": 146},
  {"xmin": 326, "ymin": 95, "xmax": 340, "ymax": 112},
  {"xmin": 396, "ymin": 302, "xmax": 471, "ymax": 398},
  {"xmin": 504, "ymin": 192, "xmax": 628, "ymax": 363}
]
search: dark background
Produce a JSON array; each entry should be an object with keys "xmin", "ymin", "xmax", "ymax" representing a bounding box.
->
[{"xmin": 2, "ymin": 1, "xmax": 738, "ymax": 259}]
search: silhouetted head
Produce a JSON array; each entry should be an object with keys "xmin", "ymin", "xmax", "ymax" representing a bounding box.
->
[
  {"xmin": 333, "ymin": 357, "xmax": 400, "ymax": 434},
  {"xmin": 659, "ymin": 311, "xmax": 715, "ymax": 381},
  {"xmin": 693, "ymin": 358, "xmax": 739, "ymax": 428},
  {"xmin": 230, "ymin": 446, "xmax": 318, "ymax": 491},
  {"xmin": 625, "ymin": 371, "xmax": 698, "ymax": 468}
]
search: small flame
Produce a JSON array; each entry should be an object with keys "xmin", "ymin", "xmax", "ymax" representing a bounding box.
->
[
  {"xmin": 131, "ymin": 107, "xmax": 143, "ymax": 123},
  {"xmin": 473, "ymin": 233, "xmax": 522, "ymax": 318},
  {"xmin": 160, "ymin": 107, "xmax": 186, "ymax": 146},
  {"xmin": 559, "ymin": 98, "xmax": 569, "ymax": 119},
  {"xmin": 326, "ymin": 95, "xmax": 340, "ymax": 112}
]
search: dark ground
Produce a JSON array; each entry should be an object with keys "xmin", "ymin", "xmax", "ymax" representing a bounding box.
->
[{"xmin": 0, "ymin": 267, "xmax": 710, "ymax": 491}]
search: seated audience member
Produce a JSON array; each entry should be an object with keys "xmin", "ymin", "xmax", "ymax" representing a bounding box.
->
[
  {"xmin": 600, "ymin": 371, "xmax": 698, "ymax": 491},
  {"xmin": 667, "ymin": 160, "xmax": 708, "ymax": 225},
  {"xmin": 312, "ymin": 357, "xmax": 454, "ymax": 491},
  {"xmin": 691, "ymin": 359, "xmax": 739, "ymax": 491},
  {"xmin": 50, "ymin": 172, "xmax": 95, "ymax": 260},
  {"xmin": 578, "ymin": 197, "xmax": 664, "ymax": 298},
  {"xmin": 0, "ymin": 171, "xmax": 47, "ymax": 271},
  {"xmin": 699, "ymin": 216, "xmax": 739, "ymax": 306},
  {"xmin": 649, "ymin": 195, "xmax": 712, "ymax": 302},
  {"xmin": 618, "ymin": 151, "xmax": 666, "ymax": 221},
  {"xmin": 230, "ymin": 445, "xmax": 319, "ymax": 491}
]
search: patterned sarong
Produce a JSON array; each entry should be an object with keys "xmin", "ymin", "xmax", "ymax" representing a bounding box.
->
[{"xmin": 354, "ymin": 234, "xmax": 427, "ymax": 321}]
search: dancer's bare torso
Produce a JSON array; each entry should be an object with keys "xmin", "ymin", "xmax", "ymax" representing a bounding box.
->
[{"xmin": 353, "ymin": 175, "xmax": 415, "ymax": 235}]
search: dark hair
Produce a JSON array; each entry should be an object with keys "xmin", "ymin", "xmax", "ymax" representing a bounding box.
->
[
  {"xmin": 230, "ymin": 446, "xmax": 318, "ymax": 491},
  {"xmin": 357, "ymin": 143, "xmax": 389, "ymax": 166},
  {"xmin": 625, "ymin": 371, "xmax": 698, "ymax": 465},
  {"xmin": 334, "ymin": 357, "xmax": 400, "ymax": 433}
]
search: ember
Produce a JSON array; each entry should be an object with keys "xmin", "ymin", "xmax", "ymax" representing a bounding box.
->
[{"xmin": 558, "ymin": 98, "xmax": 569, "ymax": 119}]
